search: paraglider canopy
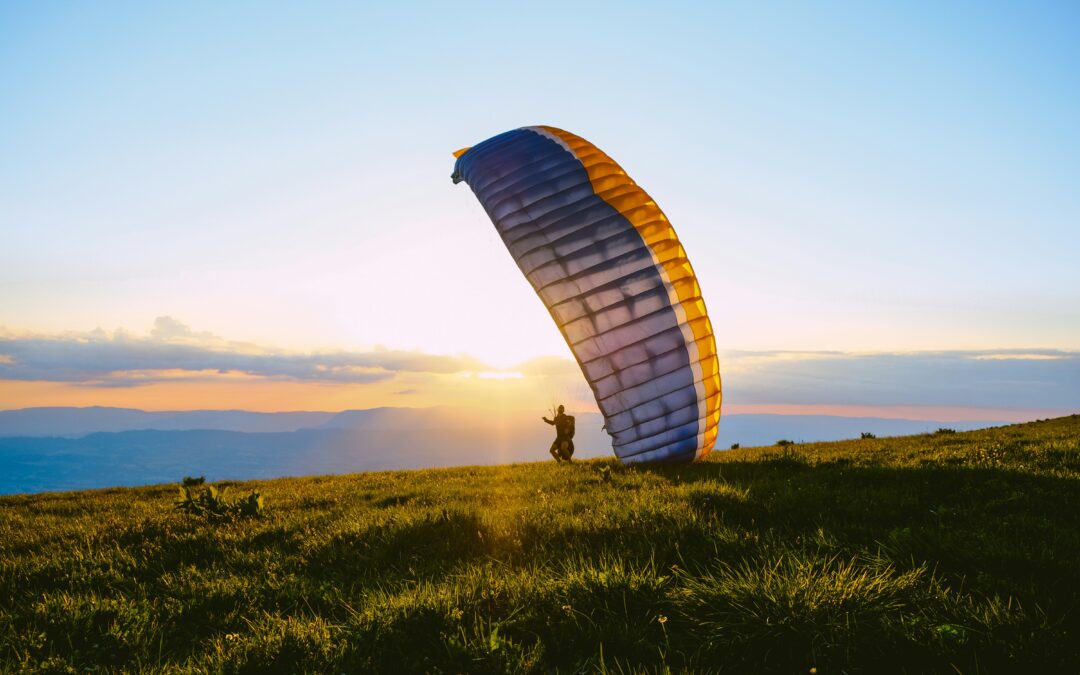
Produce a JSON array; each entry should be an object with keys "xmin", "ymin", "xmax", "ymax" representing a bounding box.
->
[{"xmin": 453, "ymin": 126, "xmax": 721, "ymax": 463}]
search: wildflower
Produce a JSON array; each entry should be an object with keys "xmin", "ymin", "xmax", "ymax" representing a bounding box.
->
[{"xmin": 657, "ymin": 614, "xmax": 668, "ymax": 625}]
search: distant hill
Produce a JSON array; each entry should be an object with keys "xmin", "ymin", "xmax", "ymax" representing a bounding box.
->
[
  {"xmin": 2, "ymin": 417, "xmax": 1078, "ymax": 672},
  {"xmin": 0, "ymin": 406, "xmax": 335, "ymax": 437},
  {"xmin": 0, "ymin": 406, "xmax": 1006, "ymax": 494},
  {"xmin": 718, "ymin": 413, "xmax": 999, "ymax": 446},
  {"xmin": 0, "ymin": 412, "xmax": 612, "ymax": 495}
]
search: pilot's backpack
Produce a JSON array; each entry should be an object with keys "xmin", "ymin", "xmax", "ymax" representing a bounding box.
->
[{"xmin": 557, "ymin": 414, "xmax": 576, "ymax": 439}]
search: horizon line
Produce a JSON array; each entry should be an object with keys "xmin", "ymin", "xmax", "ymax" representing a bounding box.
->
[{"xmin": 1, "ymin": 403, "xmax": 1074, "ymax": 424}]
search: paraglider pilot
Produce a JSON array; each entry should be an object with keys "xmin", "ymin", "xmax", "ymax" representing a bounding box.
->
[{"xmin": 543, "ymin": 405, "xmax": 575, "ymax": 462}]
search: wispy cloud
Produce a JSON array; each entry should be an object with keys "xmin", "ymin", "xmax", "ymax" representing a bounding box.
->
[
  {"xmin": 721, "ymin": 349, "xmax": 1080, "ymax": 409},
  {"xmin": 0, "ymin": 317, "xmax": 489, "ymax": 387},
  {"xmin": 2, "ymin": 320, "xmax": 1078, "ymax": 413},
  {"xmin": 969, "ymin": 353, "xmax": 1068, "ymax": 361}
]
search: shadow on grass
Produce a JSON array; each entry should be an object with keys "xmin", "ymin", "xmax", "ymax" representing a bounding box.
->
[
  {"xmin": 635, "ymin": 458, "xmax": 1080, "ymax": 613},
  {"xmin": 303, "ymin": 509, "xmax": 488, "ymax": 585}
]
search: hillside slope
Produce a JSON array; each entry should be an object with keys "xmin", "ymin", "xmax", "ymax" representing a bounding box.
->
[
  {"xmin": 2, "ymin": 416, "xmax": 1079, "ymax": 673},
  {"xmin": 1, "ymin": 406, "xmax": 1002, "ymax": 495}
]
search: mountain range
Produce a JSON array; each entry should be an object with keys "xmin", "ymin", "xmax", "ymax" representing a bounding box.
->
[{"xmin": 0, "ymin": 406, "xmax": 1004, "ymax": 495}]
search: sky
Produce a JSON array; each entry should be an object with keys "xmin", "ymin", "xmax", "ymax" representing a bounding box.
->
[{"xmin": 2, "ymin": 1, "xmax": 1079, "ymax": 417}]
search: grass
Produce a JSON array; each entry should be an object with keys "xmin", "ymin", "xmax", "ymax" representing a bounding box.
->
[{"xmin": 2, "ymin": 416, "xmax": 1079, "ymax": 673}]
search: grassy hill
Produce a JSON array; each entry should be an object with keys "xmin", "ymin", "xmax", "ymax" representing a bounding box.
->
[{"xmin": 2, "ymin": 416, "xmax": 1079, "ymax": 673}]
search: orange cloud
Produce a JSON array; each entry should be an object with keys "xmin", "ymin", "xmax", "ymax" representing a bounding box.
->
[{"xmin": 0, "ymin": 369, "xmax": 594, "ymax": 413}]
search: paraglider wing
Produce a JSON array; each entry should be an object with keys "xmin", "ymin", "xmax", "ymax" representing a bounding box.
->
[{"xmin": 452, "ymin": 126, "xmax": 721, "ymax": 463}]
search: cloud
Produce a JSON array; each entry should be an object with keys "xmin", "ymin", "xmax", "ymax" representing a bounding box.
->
[
  {"xmin": 0, "ymin": 317, "xmax": 489, "ymax": 387},
  {"xmin": 721, "ymin": 349, "xmax": 1080, "ymax": 409},
  {"xmin": 148, "ymin": 316, "xmax": 221, "ymax": 343},
  {"xmin": 2, "ymin": 319, "xmax": 1077, "ymax": 411},
  {"xmin": 970, "ymin": 353, "xmax": 1067, "ymax": 361}
]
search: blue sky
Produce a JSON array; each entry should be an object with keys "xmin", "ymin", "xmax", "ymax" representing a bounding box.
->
[{"xmin": 1, "ymin": 1, "xmax": 1078, "ymax": 413}]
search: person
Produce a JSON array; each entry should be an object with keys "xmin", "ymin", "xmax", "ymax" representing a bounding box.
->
[{"xmin": 543, "ymin": 404, "xmax": 575, "ymax": 462}]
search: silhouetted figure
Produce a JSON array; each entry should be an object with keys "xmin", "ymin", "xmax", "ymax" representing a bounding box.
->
[{"xmin": 543, "ymin": 405, "xmax": 575, "ymax": 462}]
